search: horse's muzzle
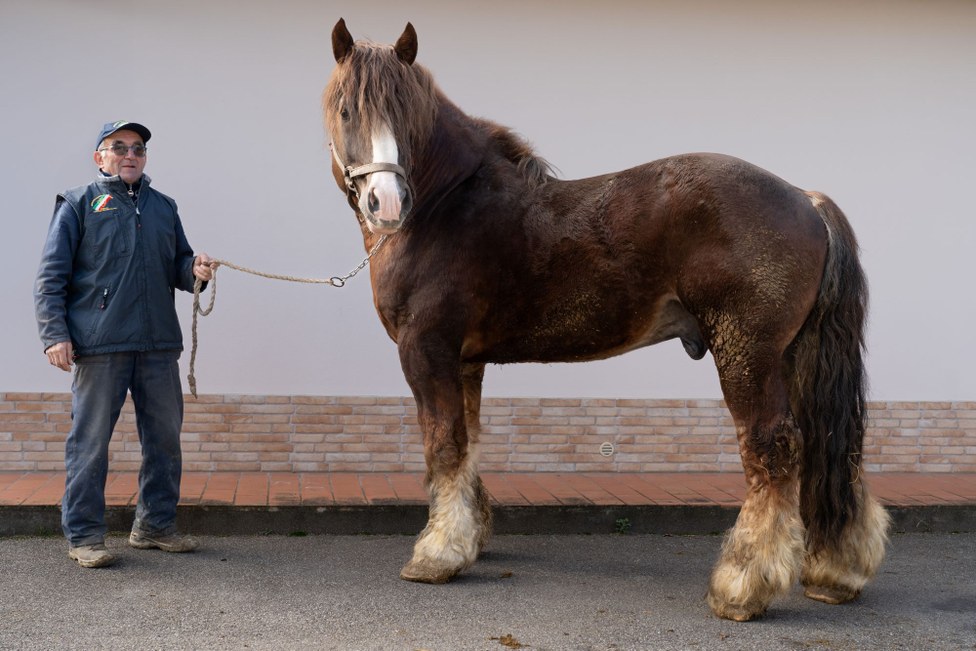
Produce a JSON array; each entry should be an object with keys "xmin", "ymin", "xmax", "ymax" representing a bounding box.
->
[
  {"xmin": 364, "ymin": 215, "xmax": 405, "ymax": 235},
  {"xmin": 361, "ymin": 182, "xmax": 413, "ymax": 234}
]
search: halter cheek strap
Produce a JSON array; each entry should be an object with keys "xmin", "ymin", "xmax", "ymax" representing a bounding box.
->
[{"xmin": 330, "ymin": 142, "xmax": 409, "ymax": 199}]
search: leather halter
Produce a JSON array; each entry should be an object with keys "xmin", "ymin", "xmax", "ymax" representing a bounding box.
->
[{"xmin": 330, "ymin": 142, "xmax": 408, "ymax": 200}]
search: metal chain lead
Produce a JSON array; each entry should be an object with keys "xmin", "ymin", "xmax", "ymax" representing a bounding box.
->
[
  {"xmin": 328, "ymin": 234, "xmax": 388, "ymax": 287},
  {"xmin": 187, "ymin": 234, "xmax": 389, "ymax": 397}
]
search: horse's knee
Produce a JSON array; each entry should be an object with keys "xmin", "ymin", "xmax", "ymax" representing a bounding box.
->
[
  {"xmin": 426, "ymin": 445, "xmax": 462, "ymax": 478},
  {"xmin": 421, "ymin": 418, "xmax": 467, "ymax": 476}
]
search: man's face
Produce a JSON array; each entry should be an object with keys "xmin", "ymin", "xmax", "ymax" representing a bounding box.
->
[{"xmin": 93, "ymin": 129, "xmax": 147, "ymax": 185}]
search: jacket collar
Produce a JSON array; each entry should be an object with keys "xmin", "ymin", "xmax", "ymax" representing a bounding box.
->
[{"xmin": 96, "ymin": 172, "xmax": 152, "ymax": 190}]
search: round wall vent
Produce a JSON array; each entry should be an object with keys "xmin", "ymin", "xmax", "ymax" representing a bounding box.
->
[{"xmin": 599, "ymin": 442, "xmax": 615, "ymax": 457}]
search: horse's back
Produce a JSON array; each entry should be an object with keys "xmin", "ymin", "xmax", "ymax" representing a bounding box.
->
[{"xmin": 540, "ymin": 152, "xmax": 829, "ymax": 287}]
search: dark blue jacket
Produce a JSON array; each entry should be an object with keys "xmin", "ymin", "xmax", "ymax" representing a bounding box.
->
[{"xmin": 34, "ymin": 174, "xmax": 199, "ymax": 356}]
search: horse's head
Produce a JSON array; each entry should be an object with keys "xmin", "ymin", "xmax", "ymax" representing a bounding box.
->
[{"xmin": 325, "ymin": 18, "xmax": 436, "ymax": 235}]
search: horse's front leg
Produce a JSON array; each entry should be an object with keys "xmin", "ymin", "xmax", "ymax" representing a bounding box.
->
[
  {"xmin": 399, "ymin": 343, "xmax": 486, "ymax": 584},
  {"xmin": 461, "ymin": 363, "xmax": 494, "ymax": 552}
]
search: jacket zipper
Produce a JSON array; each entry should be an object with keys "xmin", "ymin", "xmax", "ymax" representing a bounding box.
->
[
  {"xmin": 128, "ymin": 180, "xmax": 153, "ymax": 348},
  {"xmin": 126, "ymin": 180, "xmax": 141, "ymax": 218}
]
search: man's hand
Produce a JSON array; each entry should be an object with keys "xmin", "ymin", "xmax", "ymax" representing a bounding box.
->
[
  {"xmin": 45, "ymin": 341, "xmax": 73, "ymax": 372},
  {"xmin": 193, "ymin": 253, "xmax": 218, "ymax": 281}
]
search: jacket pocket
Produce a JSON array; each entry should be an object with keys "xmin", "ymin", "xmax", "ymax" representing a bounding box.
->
[
  {"xmin": 86, "ymin": 287, "xmax": 111, "ymax": 338},
  {"xmin": 83, "ymin": 211, "xmax": 131, "ymax": 259}
]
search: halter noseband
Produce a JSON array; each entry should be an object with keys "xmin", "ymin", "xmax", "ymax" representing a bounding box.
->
[{"xmin": 330, "ymin": 142, "xmax": 409, "ymax": 199}]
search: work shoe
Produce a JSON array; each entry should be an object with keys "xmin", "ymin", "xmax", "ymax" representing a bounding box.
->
[
  {"xmin": 129, "ymin": 530, "xmax": 199, "ymax": 553},
  {"xmin": 68, "ymin": 543, "xmax": 116, "ymax": 568}
]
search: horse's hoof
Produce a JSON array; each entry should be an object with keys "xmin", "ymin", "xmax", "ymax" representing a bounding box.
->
[
  {"xmin": 803, "ymin": 584, "xmax": 859, "ymax": 605},
  {"xmin": 706, "ymin": 593, "xmax": 767, "ymax": 622},
  {"xmin": 399, "ymin": 558, "xmax": 459, "ymax": 584}
]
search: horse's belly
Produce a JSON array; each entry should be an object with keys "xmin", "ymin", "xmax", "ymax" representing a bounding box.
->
[{"xmin": 466, "ymin": 295, "xmax": 704, "ymax": 364}]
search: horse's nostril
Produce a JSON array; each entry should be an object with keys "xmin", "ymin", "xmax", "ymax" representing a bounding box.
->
[
  {"xmin": 401, "ymin": 187, "xmax": 413, "ymax": 216},
  {"xmin": 368, "ymin": 189, "xmax": 380, "ymax": 214}
]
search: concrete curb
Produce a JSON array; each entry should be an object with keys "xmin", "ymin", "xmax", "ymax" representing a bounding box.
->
[{"xmin": 3, "ymin": 503, "xmax": 975, "ymax": 538}]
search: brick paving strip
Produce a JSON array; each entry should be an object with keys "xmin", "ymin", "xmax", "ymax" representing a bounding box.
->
[{"xmin": 2, "ymin": 472, "xmax": 975, "ymax": 537}]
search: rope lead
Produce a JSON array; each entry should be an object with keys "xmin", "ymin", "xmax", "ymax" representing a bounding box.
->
[{"xmin": 187, "ymin": 235, "xmax": 388, "ymax": 397}]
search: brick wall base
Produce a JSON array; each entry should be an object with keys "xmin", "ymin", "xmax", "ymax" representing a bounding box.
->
[{"xmin": 2, "ymin": 393, "xmax": 973, "ymax": 473}]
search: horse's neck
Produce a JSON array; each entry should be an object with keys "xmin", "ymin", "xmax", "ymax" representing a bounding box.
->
[{"xmin": 411, "ymin": 99, "xmax": 486, "ymax": 215}]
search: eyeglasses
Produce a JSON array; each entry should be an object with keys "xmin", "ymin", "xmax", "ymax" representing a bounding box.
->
[{"xmin": 98, "ymin": 143, "xmax": 148, "ymax": 157}]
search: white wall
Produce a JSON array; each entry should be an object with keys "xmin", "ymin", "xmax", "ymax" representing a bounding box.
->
[{"xmin": 2, "ymin": 0, "xmax": 974, "ymax": 400}]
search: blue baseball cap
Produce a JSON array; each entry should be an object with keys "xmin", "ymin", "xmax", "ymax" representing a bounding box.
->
[{"xmin": 95, "ymin": 121, "xmax": 151, "ymax": 150}]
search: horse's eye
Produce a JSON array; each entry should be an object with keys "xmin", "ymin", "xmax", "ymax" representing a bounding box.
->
[{"xmin": 340, "ymin": 108, "xmax": 350, "ymax": 122}]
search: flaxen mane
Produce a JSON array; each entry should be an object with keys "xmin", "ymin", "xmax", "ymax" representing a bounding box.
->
[
  {"xmin": 324, "ymin": 41, "xmax": 437, "ymax": 172},
  {"xmin": 479, "ymin": 121, "xmax": 553, "ymax": 188},
  {"xmin": 326, "ymin": 40, "xmax": 552, "ymax": 188}
]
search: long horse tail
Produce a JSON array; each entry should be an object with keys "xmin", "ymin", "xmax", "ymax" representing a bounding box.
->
[{"xmin": 791, "ymin": 190, "xmax": 869, "ymax": 551}]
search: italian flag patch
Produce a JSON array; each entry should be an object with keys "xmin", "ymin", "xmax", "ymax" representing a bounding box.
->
[{"xmin": 91, "ymin": 194, "xmax": 115, "ymax": 213}]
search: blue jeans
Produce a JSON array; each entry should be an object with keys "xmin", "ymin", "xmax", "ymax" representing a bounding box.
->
[{"xmin": 63, "ymin": 351, "xmax": 184, "ymax": 546}]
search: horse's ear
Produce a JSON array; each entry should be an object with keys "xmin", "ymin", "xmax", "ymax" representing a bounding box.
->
[
  {"xmin": 332, "ymin": 18, "xmax": 354, "ymax": 63},
  {"xmin": 394, "ymin": 22, "xmax": 418, "ymax": 65}
]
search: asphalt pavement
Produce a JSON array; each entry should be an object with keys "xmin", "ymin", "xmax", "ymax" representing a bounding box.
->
[{"xmin": 1, "ymin": 532, "xmax": 974, "ymax": 650}]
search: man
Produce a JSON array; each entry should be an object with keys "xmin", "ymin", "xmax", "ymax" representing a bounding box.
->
[{"xmin": 35, "ymin": 120, "xmax": 216, "ymax": 568}]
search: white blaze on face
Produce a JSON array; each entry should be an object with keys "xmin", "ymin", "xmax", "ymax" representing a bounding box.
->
[{"xmin": 364, "ymin": 122, "xmax": 403, "ymax": 224}]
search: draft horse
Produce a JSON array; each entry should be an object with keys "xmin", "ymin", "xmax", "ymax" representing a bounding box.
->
[{"xmin": 324, "ymin": 19, "xmax": 889, "ymax": 621}]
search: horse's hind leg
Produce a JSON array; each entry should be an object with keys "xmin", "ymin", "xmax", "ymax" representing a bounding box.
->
[
  {"xmin": 801, "ymin": 478, "xmax": 890, "ymax": 604},
  {"xmin": 399, "ymin": 354, "xmax": 489, "ymax": 584},
  {"xmin": 707, "ymin": 351, "xmax": 805, "ymax": 621}
]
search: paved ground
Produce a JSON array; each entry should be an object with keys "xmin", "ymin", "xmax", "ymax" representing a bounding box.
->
[
  {"xmin": 1, "ymin": 532, "xmax": 974, "ymax": 650},
  {"xmin": 3, "ymin": 471, "xmax": 974, "ymax": 649}
]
